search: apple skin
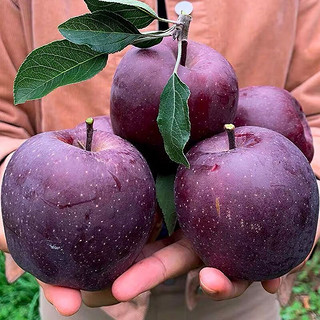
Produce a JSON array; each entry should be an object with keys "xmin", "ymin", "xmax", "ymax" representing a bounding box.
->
[
  {"xmin": 234, "ymin": 86, "xmax": 314, "ymax": 162},
  {"xmin": 74, "ymin": 115, "xmax": 113, "ymax": 133},
  {"xmin": 110, "ymin": 37, "xmax": 238, "ymax": 173},
  {"xmin": 1, "ymin": 128, "xmax": 156, "ymax": 290},
  {"xmin": 174, "ymin": 126, "xmax": 319, "ymax": 281}
]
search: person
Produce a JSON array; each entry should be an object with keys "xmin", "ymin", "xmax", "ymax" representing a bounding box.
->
[{"xmin": 0, "ymin": 0, "xmax": 320, "ymax": 319}]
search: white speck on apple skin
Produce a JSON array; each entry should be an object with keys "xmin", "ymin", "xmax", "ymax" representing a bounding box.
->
[{"xmin": 49, "ymin": 244, "xmax": 61, "ymax": 250}]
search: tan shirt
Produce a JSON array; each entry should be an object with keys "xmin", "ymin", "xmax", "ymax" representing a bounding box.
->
[{"xmin": 0, "ymin": 0, "xmax": 320, "ymax": 317}]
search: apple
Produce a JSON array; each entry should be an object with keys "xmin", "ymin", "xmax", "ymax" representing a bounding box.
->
[
  {"xmin": 110, "ymin": 37, "xmax": 239, "ymax": 173},
  {"xmin": 74, "ymin": 115, "xmax": 113, "ymax": 133},
  {"xmin": 1, "ymin": 122, "xmax": 156, "ymax": 290},
  {"xmin": 234, "ymin": 86, "xmax": 314, "ymax": 162},
  {"xmin": 174, "ymin": 125, "xmax": 319, "ymax": 281}
]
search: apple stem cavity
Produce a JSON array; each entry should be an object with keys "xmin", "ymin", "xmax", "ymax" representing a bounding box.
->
[
  {"xmin": 224, "ymin": 124, "xmax": 236, "ymax": 150},
  {"xmin": 172, "ymin": 13, "xmax": 192, "ymax": 67},
  {"xmin": 86, "ymin": 117, "xmax": 94, "ymax": 152}
]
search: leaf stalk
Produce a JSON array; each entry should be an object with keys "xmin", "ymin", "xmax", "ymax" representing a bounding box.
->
[
  {"xmin": 172, "ymin": 14, "xmax": 192, "ymax": 67},
  {"xmin": 174, "ymin": 40, "xmax": 183, "ymax": 74}
]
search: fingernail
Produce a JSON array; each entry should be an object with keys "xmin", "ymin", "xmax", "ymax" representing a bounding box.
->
[
  {"xmin": 199, "ymin": 269, "xmax": 218, "ymax": 295},
  {"xmin": 199, "ymin": 281, "xmax": 218, "ymax": 295}
]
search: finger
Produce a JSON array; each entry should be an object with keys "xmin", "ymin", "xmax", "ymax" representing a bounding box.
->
[
  {"xmin": 199, "ymin": 268, "xmax": 251, "ymax": 300},
  {"xmin": 5, "ymin": 253, "xmax": 24, "ymax": 283},
  {"xmin": 112, "ymin": 236, "xmax": 202, "ymax": 301},
  {"xmin": 136, "ymin": 229, "xmax": 184, "ymax": 262},
  {"xmin": 81, "ymin": 288, "xmax": 119, "ymax": 307},
  {"xmin": 38, "ymin": 280, "xmax": 82, "ymax": 316},
  {"xmin": 261, "ymin": 277, "xmax": 281, "ymax": 294}
]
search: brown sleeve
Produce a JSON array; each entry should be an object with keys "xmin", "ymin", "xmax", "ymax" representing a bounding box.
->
[
  {"xmin": 0, "ymin": 0, "xmax": 36, "ymax": 162},
  {"xmin": 285, "ymin": 0, "xmax": 320, "ymax": 177}
]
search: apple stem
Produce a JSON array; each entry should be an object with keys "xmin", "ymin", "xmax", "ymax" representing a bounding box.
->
[
  {"xmin": 181, "ymin": 40, "xmax": 187, "ymax": 67},
  {"xmin": 86, "ymin": 117, "xmax": 94, "ymax": 151},
  {"xmin": 224, "ymin": 124, "xmax": 236, "ymax": 150},
  {"xmin": 172, "ymin": 13, "xmax": 192, "ymax": 67}
]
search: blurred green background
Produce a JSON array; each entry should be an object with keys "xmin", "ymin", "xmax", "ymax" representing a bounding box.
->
[
  {"xmin": 0, "ymin": 253, "xmax": 39, "ymax": 320},
  {"xmin": 0, "ymin": 248, "xmax": 319, "ymax": 320}
]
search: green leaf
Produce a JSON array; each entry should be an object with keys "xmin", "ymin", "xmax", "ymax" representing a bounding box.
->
[
  {"xmin": 84, "ymin": 0, "xmax": 158, "ymax": 29},
  {"xmin": 13, "ymin": 40, "xmax": 108, "ymax": 105},
  {"xmin": 59, "ymin": 11, "xmax": 141, "ymax": 53},
  {"xmin": 157, "ymin": 73, "xmax": 191, "ymax": 167},
  {"xmin": 156, "ymin": 174, "xmax": 177, "ymax": 235}
]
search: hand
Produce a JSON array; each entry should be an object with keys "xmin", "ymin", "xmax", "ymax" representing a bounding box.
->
[
  {"xmin": 1, "ymin": 148, "xmax": 318, "ymax": 315},
  {"xmin": 0, "ymin": 183, "xmax": 259, "ymax": 307},
  {"xmin": 0, "ymin": 150, "xmax": 165, "ymax": 316},
  {"xmin": 112, "ymin": 179, "xmax": 320, "ymax": 302},
  {"xmin": 111, "ymin": 229, "xmax": 281, "ymax": 303}
]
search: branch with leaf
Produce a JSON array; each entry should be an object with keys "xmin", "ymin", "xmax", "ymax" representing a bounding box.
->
[{"xmin": 14, "ymin": 0, "xmax": 194, "ymax": 235}]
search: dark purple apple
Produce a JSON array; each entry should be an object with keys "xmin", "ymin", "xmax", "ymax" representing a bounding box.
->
[
  {"xmin": 1, "ymin": 125, "xmax": 156, "ymax": 290},
  {"xmin": 234, "ymin": 86, "xmax": 314, "ymax": 162},
  {"xmin": 110, "ymin": 37, "xmax": 238, "ymax": 173},
  {"xmin": 74, "ymin": 115, "xmax": 113, "ymax": 133},
  {"xmin": 175, "ymin": 125, "xmax": 319, "ymax": 281}
]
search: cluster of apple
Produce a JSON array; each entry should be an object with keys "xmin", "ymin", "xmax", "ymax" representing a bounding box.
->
[
  {"xmin": 110, "ymin": 38, "xmax": 319, "ymax": 281},
  {"xmin": 1, "ymin": 37, "xmax": 319, "ymax": 291}
]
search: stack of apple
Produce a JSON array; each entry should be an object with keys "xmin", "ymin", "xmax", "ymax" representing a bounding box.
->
[
  {"xmin": 1, "ymin": 37, "xmax": 319, "ymax": 291},
  {"xmin": 110, "ymin": 37, "xmax": 318, "ymax": 281}
]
